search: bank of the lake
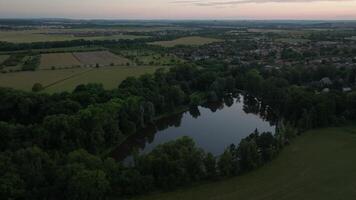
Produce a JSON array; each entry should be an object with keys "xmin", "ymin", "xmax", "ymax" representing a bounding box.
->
[
  {"xmin": 132, "ymin": 125, "xmax": 356, "ymax": 200},
  {"xmin": 112, "ymin": 95, "xmax": 275, "ymax": 161}
]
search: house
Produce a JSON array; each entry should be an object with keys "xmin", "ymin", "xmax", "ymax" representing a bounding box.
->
[
  {"xmin": 322, "ymin": 88, "xmax": 330, "ymax": 93},
  {"xmin": 320, "ymin": 77, "xmax": 333, "ymax": 86},
  {"xmin": 343, "ymin": 87, "xmax": 352, "ymax": 92}
]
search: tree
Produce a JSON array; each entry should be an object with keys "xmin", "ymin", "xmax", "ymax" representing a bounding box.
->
[
  {"xmin": 217, "ymin": 146, "xmax": 239, "ymax": 177},
  {"xmin": 204, "ymin": 153, "xmax": 217, "ymax": 179},
  {"xmin": 32, "ymin": 83, "xmax": 43, "ymax": 92},
  {"xmin": 238, "ymin": 139, "xmax": 260, "ymax": 171}
]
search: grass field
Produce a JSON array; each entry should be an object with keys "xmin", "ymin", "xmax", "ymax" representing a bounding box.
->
[
  {"xmin": 0, "ymin": 66, "xmax": 165, "ymax": 92},
  {"xmin": 0, "ymin": 68, "xmax": 89, "ymax": 90},
  {"xmin": 39, "ymin": 53, "xmax": 82, "ymax": 69},
  {"xmin": 149, "ymin": 36, "xmax": 223, "ymax": 47},
  {"xmin": 0, "ymin": 30, "xmax": 147, "ymax": 43},
  {"xmin": 133, "ymin": 126, "xmax": 356, "ymax": 200},
  {"xmin": 44, "ymin": 66, "xmax": 163, "ymax": 93}
]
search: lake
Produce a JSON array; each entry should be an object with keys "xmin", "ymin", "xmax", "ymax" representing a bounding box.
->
[{"xmin": 112, "ymin": 94, "xmax": 276, "ymax": 161}]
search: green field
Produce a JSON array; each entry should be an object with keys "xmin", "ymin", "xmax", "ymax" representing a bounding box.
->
[
  {"xmin": 149, "ymin": 36, "xmax": 223, "ymax": 47},
  {"xmin": 134, "ymin": 126, "xmax": 356, "ymax": 200},
  {"xmin": 0, "ymin": 66, "xmax": 165, "ymax": 93},
  {"xmin": 0, "ymin": 30, "xmax": 147, "ymax": 43}
]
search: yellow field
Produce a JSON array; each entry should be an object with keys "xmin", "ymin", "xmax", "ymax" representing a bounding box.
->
[
  {"xmin": 149, "ymin": 36, "xmax": 223, "ymax": 47},
  {"xmin": 39, "ymin": 53, "xmax": 82, "ymax": 69}
]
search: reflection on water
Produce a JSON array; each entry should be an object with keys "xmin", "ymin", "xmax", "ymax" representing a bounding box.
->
[{"xmin": 112, "ymin": 94, "xmax": 276, "ymax": 161}]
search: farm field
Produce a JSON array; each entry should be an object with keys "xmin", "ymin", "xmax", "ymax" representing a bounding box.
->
[
  {"xmin": 134, "ymin": 126, "xmax": 356, "ymax": 200},
  {"xmin": 149, "ymin": 36, "xmax": 223, "ymax": 47},
  {"xmin": 0, "ymin": 66, "xmax": 165, "ymax": 92},
  {"xmin": 0, "ymin": 46, "xmax": 107, "ymax": 55},
  {"xmin": 45, "ymin": 66, "xmax": 164, "ymax": 93},
  {"xmin": 0, "ymin": 68, "xmax": 90, "ymax": 91},
  {"xmin": 73, "ymin": 51, "xmax": 131, "ymax": 66},
  {"xmin": 39, "ymin": 53, "xmax": 82, "ymax": 69},
  {"xmin": 39, "ymin": 51, "xmax": 131, "ymax": 69},
  {"xmin": 0, "ymin": 30, "xmax": 147, "ymax": 43}
]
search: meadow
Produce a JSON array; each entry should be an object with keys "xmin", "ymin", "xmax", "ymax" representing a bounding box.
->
[
  {"xmin": 134, "ymin": 126, "xmax": 356, "ymax": 200},
  {"xmin": 0, "ymin": 66, "xmax": 165, "ymax": 93},
  {"xmin": 149, "ymin": 36, "xmax": 223, "ymax": 47}
]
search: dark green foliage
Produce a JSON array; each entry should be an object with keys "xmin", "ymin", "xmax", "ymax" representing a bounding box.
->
[
  {"xmin": 32, "ymin": 83, "xmax": 43, "ymax": 92},
  {"xmin": 0, "ymin": 59, "xmax": 355, "ymax": 200},
  {"xmin": 22, "ymin": 55, "xmax": 40, "ymax": 71},
  {"xmin": 136, "ymin": 137, "xmax": 206, "ymax": 189}
]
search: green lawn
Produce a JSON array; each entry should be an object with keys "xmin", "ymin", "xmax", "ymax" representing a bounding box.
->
[{"xmin": 133, "ymin": 126, "xmax": 356, "ymax": 200}]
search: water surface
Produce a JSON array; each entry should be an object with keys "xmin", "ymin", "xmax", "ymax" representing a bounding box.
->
[{"xmin": 113, "ymin": 95, "xmax": 276, "ymax": 160}]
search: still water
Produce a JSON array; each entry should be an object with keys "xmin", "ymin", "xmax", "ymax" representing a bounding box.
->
[{"xmin": 113, "ymin": 95, "xmax": 276, "ymax": 160}]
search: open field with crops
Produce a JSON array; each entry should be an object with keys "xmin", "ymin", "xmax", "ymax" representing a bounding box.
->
[
  {"xmin": 134, "ymin": 126, "xmax": 356, "ymax": 200},
  {"xmin": 45, "ymin": 66, "xmax": 164, "ymax": 93},
  {"xmin": 0, "ymin": 66, "xmax": 166, "ymax": 92},
  {"xmin": 0, "ymin": 30, "xmax": 147, "ymax": 43},
  {"xmin": 39, "ymin": 51, "xmax": 131, "ymax": 69},
  {"xmin": 149, "ymin": 36, "xmax": 223, "ymax": 47},
  {"xmin": 73, "ymin": 51, "xmax": 131, "ymax": 66},
  {"xmin": 39, "ymin": 53, "xmax": 82, "ymax": 69}
]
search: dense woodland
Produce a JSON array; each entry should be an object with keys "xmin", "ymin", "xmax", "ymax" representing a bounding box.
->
[{"xmin": 1, "ymin": 57, "xmax": 356, "ymax": 199}]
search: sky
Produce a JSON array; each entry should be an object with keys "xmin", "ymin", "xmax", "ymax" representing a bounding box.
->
[{"xmin": 0, "ymin": 0, "xmax": 356, "ymax": 20}]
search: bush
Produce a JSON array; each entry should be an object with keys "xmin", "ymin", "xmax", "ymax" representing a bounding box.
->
[{"xmin": 32, "ymin": 83, "xmax": 43, "ymax": 92}]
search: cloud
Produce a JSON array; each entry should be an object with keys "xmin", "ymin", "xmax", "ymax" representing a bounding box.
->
[{"xmin": 172, "ymin": 0, "xmax": 354, "ymax": 6}]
